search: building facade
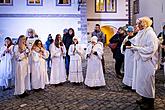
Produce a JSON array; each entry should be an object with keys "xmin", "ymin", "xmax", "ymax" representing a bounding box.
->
[
  {"xmin": 0, "ymin": 0, "xmax": 85, "ymax": 47},
  {"xmin": 0, "ymin": 0, "xmax": 130, "ymax": 47},
  {"xmin": 87, "ymin": 0, "xmax": 129, "ymax": 45},
  {"xmin": 131, "ymin": 0, "xmax": 165, "ymax": 35}
]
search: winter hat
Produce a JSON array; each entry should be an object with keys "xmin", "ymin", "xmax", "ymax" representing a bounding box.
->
[
  {"xmin": 73, "ymin": 36, "xmax": 79, "ymax": 41},
  {"xmin": 63, "ymin": 28, "xmax": 68, "ymax": 33},
  {"xmin": 127, "ymin": 26, "xmax": 134, "ymax": 32},
  {"xmin": 91, "ymin": 36, "xmax": 98, "ymax": 43}
]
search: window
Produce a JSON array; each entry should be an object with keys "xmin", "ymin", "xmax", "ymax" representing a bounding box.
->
[
  {"xmin": 95, "ymin": 0, "xmax": 117, "ymax": 13},
  {"xmin": 56, "ymin": 0, "xmax": 71, "ymax": 6},
  {"xmin": 27, "ymin": 0, "xmax": 43, "ymax": 6},
  {"xmin": 0, "ymin": 0, "xmax": 13, "ymax": 6},
  {"xmin": 133, "ymin": 0, "xmax": 139, "ymax": 14}
]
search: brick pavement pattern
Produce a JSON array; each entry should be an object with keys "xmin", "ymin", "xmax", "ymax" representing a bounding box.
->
[{"xmin": 0, "ymin": 47, "xmax": 165, "ymax": 110}]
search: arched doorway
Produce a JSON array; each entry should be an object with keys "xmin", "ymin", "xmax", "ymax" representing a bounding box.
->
[{"xmin": 101, "ymin": 25, "xmax": 117, "ymax": 46}]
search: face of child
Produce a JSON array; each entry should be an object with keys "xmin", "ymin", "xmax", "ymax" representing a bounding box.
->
[
  {"xmin": 5, "ymin": 39, "xmax": 11, "ymax": 47},
  {"xmin": 91, "ymin": 41, "xmax": 96, "ymax": 46},
  {"xmin": 73, "ymin": 39, "xmax": 78, "ymax": 44},
  {"xmin": 19, "ymin": 37, "xmax": 26, "ymax": 45},
  {"xmin": 57, "ymin": 35, "xmax": 61, "ymax": 41},
  {"xmin": 37, "ymin": 41, "xmax": 42, "ymax": 48}
]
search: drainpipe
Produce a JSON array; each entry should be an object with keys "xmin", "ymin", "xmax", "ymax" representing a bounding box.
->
[{"xmin": 128, "ymin": 0, "xmax": 131, "ymax": 25}]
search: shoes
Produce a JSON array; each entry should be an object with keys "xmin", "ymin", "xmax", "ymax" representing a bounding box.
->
[
  {"xmin": 34, "ymin": 88, "xmax": 44, "ymax": 92},
  {"xmin": 140, "ymin": 103, "xmax": 154, "ymax": 110},
  {"xmin": 136, "ymin": 99, "xmax": 144, "ymax": 105},
  {"xmin": 122, "ymin": 85, "xmax": 131, "ymax": 90},
  {"xmin": 18, "ymin": 92, "xmax": 29, "ymax": 98},
  {"xmin": 137, "ymin": 97, "xmax": 155, "ymax": 110}
]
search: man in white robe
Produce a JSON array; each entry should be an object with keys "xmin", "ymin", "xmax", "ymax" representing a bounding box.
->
[
  {"xmin": 84, "ymin": 36, "xmax": 106, "ymax": 87},
  {"xmin": 130, "ymin": 17, "xmax": 159, "ymax": 109}
]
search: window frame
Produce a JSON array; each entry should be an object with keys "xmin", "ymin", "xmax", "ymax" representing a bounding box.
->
[
  {"xmin": 95, "ymin": 0, "xmax": 117, "ymax": 13},
  {"xmin": 0, "ymin": 0, "xmax": 13, "ymax": 6},
  {"xmin": 27, "ymin": 0, "xmax": 43, "ymax": 6},
  {"xmin": 56, "ymin": 0, "xmax": 71, "ymax": 6},
  {"xmin": 133, "ymin": 0, "xmax": 139, "ymax": 14}
]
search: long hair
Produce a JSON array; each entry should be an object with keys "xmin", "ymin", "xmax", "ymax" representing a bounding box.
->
[
  {"xmin": 31, "ymin": 39, "xmax": 44, "ymax": 51},
  {"xmin": 17, "ymin": 35, "xmax": 26, "ymax": 45},
  {"xmin": 68, "ymin": 28, "xmax": 75, "ymax": 37},
  {"xmin": 55, "ymin": 34, "xmax": 63, "ymax": 48},
  {"xmin": 4, "ymin": 37, "xmax": 13, "ymax": 48}
]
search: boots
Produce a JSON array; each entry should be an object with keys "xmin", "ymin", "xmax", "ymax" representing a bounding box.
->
[
  {"xmin": 139, "ymin": 97, "xmax": 154, "ymax": 110},
  {"xmin": 136, "ymin": 96, "xmax": 145, "ymax": 105}
]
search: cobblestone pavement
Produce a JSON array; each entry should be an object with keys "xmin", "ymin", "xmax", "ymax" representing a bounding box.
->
[{"xmin": 0, "ymin": 47, "xmax": 165, "ymax": 110}]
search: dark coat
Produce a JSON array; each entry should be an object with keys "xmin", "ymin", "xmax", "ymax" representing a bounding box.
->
[
  {"xmin": 109, "ymin": 33, "xmax": 126, "ymax": 59},
  {"xmin": 63, "ymin": 33, "xmax": 73, "ymax": 51}
]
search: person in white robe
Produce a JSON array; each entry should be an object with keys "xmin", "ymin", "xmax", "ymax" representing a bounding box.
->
[
  {"xmin": 31, "ymin": 39, "xmax": 49, "ymax": 90},
  {"xmin": 49, "ymin": 34, "xmax": 67, "ymax": 85},
  {"xmin": 84, "ymin": 36, "xmax": 106, "ymax": 87},
  {"xmin": 0, "ymin": 37, "xmax": 14, "ymax": 90},
  {"xmin": 121, "ymin": 26, "xmax": 135, "ymax": 89},
  {"xmin": 68, "ymin": 36, "xmax": 84, "ymax": 83},
  {"xmin": 13, "ymin": 35, "xmax": 31, "ymax": 97},
  {"xmin": 26, "ymin": 28, "xmax": 39, "ymax": 75},
  {"xmin": 129, "ymin": 17, "xmax": 159, "ymax": 109}
]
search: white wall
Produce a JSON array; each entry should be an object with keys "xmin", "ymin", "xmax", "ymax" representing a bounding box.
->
[
  {"xmin": 0, "ymin": 18, "xmax": 81, "ymax": 42},
  {"xmin": 87, "ymin": 0, "xmax": 129, "ymax": 34},
  {"xmin": 0, "ymin": 0, "xmax": 80, "ymax": 14},
  {"xmin": 0, "ymin": 0, "xmax": 82, "ymax": 46},
  {"xmin": 133, "ymin": 0, "xmax": 165, "ymax": 34}
]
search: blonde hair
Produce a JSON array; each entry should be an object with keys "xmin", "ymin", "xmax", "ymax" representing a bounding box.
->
[{"xmin": 136, "ymin": 16, "xmax": 152, "ymax": 28}]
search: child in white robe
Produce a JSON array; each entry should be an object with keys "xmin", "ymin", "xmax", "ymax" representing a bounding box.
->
[
  {"xmin": 49, "ymin": 34, "xmax": 67, "ymax": 85},
  {"xmin": 68, "ymin": 36, "xmax": 84, "ymax": 83},
  {"xmin": 31, "ymin": 39, "xmax": 49, "ymax": 90},
  {"xmin": 84, "ymin": 36, "xmax": 106, "ymax": 87},
  {"xmin": 0, "ymin": 37, "xmax": 14, "ymax": 90},
  {"xmin": 13, "ymin": 35, "xmax": 31, "ymax": 97}
]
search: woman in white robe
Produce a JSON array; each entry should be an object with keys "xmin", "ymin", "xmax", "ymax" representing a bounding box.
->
[
  {"xmin": 31, "ymin": 39, "xmax": 49, "ymax": 90},
  {"xmin": 49, "ymin": 34, "xmax": 67, "ymax": 84},
  {"xmin": 130, "ymin": 17, "xmax": 159, "ymax": 109},
  {"xmin": 0, "ymin": 37, "xmax": 14, "ymax": 89},
  {"xmin": 13, "ymin": 35, "xmax": 31, "ymax": 97},
  {"xmin": 68, "ymin": 36, "xmax": 84, "ymax": 83},
  {"xmin": 121, "ymin": 26, "xmax": 135, "ymax": 89},
  {"xmin": 84, "ymin": 36, "xmax": 106, "ymax": 87}
]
